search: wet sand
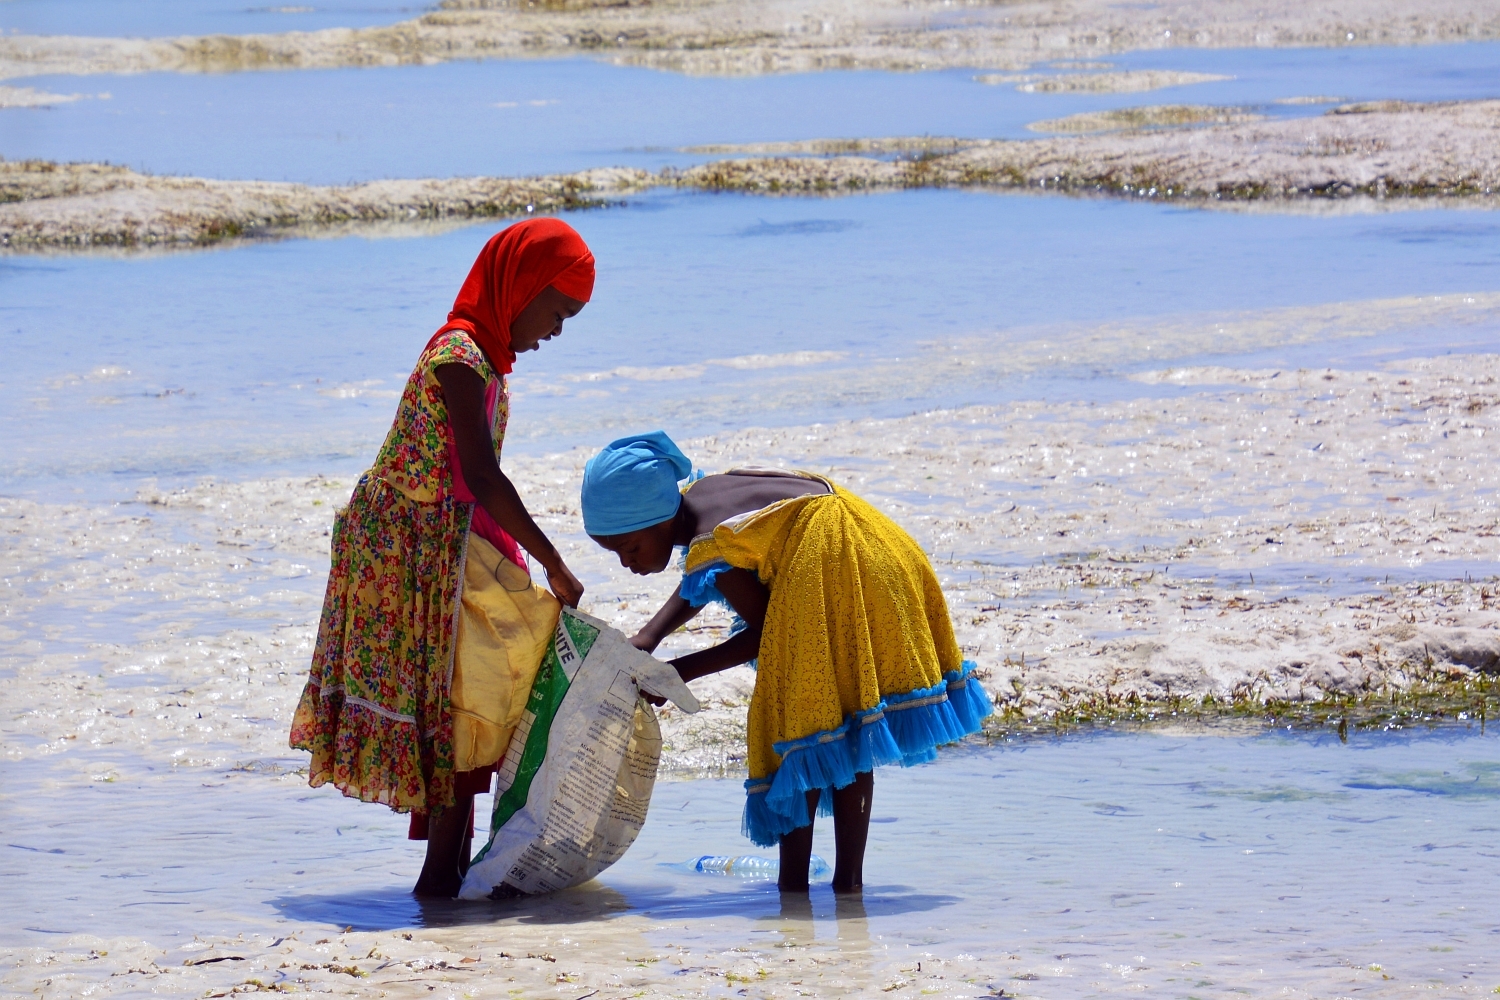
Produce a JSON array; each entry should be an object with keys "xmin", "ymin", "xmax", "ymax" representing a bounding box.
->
[
  {"xmin": 0, "ymin": 159, "xmax": 650, "ymax": 247},
  {"xmin": 6, "ymin": 333, "xmax": 1499, "ymax": 778},
  {"xmin": 974, "ymin": 69, "xmax": 1231, "ymax": 92},
  {"xmin": 2, "ymin": 0, "xmax": 1498, "ymax": 81},
  {"xmin": 1025, "ymin": 104, "xmax": 1268, "ymax": 133},
  {"xmin": 0, "ymin": 83, "xmax": 89, "ymax": 107},
  {"xmin": 675, "ymin": 98, "xmax": 1500, "ymax": 201},
  {"xmin": 5, "ymin": 98, "xmax": 1499, "ymax": 248}
]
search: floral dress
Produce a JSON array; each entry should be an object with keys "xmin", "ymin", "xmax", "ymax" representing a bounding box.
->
[{"xmin": 290, "ymin": 330, "xmax": 508, "ymax": 815}]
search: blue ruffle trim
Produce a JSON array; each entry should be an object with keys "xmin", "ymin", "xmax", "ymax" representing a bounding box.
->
[
  {"xmin": 741, "ymin": 661, "xmax": 993, "ymax": 847},
  {"xmin": 681, "ymin": 559, "xmax": 757, "ymax": 670},
  {"xmin": 680, "ymin": 559, "xmax": 732, "ymax": 608},
  {"xmin": 946, "ymin": 659, "xmax": 994, "ymax": 733},
  {"xmin": 743, "ymin": 777, "xmax": 807, "ymax": 845}
]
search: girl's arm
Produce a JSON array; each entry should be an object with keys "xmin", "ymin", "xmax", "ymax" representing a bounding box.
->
[
  {"xmin": 631, "ymin": 583, "xmax": 703, "ymax": 653},
  {"xmin": 670, "ymin": 567, "xmax": 768, "ymax": 684},
  {"xmin": 435, "ymin": 362, "xmax": 584, "ymax": 607}
]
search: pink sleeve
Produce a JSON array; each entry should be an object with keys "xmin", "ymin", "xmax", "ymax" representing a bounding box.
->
[{"xmin": 447, "ymin": 378, "xmax": 525, "ymax": 569}]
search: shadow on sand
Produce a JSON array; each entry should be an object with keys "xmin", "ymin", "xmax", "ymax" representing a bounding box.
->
[{"xmin": 270, "ymin": 878, "xmax": 958, "ymax": 932}]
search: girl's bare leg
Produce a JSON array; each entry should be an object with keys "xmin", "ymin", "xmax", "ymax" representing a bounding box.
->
[
  {"xmin": 830, "ymin": 771, "xmax": 873, "ymax": 894},
  {"xmin": 413, "ymin": 794, "xmax": 474, "ymax": 897},
  {"xmin": 777, "ymin": 789, "xmax": 822, "ymax": 893}
]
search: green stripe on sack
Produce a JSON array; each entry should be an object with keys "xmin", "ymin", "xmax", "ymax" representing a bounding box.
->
[
  {"xmin": 474, "ymin": 611, "xmax": 601, "ymax": 851},
  {"xmin": 562, "ymin": 611, "xmax": 599, "ymax": 664}
]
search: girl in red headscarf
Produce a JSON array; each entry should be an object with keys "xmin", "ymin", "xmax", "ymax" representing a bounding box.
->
[{"xmin": 290, "ymin": 218, "xmax": 595, "ymax": 896}]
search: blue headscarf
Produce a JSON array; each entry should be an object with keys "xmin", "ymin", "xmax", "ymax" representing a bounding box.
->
[{"xmin": 581, "ymin": 431, "xmax": 694, "ymax": 536}]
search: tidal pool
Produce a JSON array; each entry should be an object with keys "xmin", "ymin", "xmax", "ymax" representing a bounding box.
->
[
  {"xmin": 3, "ymin": 188, "xmax": 1499, "ymax": 499},
  {"xmin": 1104, "ymin": 41, "xmax": 1500, "ymax": 108},
  {"xmin": 5, "ymin": 42, "xmax": 1499, "ymax": 183},
  {"xmin": 0, "ymin": 0, "xmax": 425, "ymax": 38},
  {"xmin": 4, "ymin": 727, "xmax": 1497, "ymax": 995}
]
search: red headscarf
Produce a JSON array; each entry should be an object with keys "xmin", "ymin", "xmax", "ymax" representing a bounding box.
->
[{"xmin": 436, "ymin": 218, "xmax": 596, "ymax": 375}]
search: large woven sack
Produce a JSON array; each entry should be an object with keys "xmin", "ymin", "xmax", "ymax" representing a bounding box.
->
[{"xmin": 458, "ymin": 608, "xmax": 699, "ymax": 898}]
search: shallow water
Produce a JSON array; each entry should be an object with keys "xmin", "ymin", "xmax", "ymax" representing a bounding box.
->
[
  {"xmin": 6, "ymin": 42, "xmax": 1500, "ymax": 183},
  {"xmin": 4, "ymin": 189, "xmax": 1500, "ymax": 499},
  {"xmin": 5, "ymin": 728, "xmax": 1497, "ymax": 993},
  {"xmin": 5, "ymin": 61, "xmax": 1199, "ymax": 183},
  {"xmin": 0, "ymin": 0, "xmax": 425, "ymax": 38},
  {"xmin": 1108, "ymin": 42, "xmax": 1500, "ymax": 107}
]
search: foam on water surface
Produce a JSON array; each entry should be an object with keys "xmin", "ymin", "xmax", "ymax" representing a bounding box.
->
[
  {"xmin": 5, "ymin": 189, "xmax": 1500, "ymax": 500},
  {"xmin": 3, "ymin": 729, "xmax": 1497, "ymax": 994}
]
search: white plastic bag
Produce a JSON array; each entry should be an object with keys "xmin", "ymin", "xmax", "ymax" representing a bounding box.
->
[{"xmin": 458, "ymin": 608, "xmax": 699, "ymax": 899}]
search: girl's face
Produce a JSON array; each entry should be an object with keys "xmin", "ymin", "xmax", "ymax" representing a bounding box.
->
[
  {"xmin": 594, "ymin": 520, "xmax": 676, "ymax": 576},
  {"xmin": 510, "ymin": 285, "xmax": 586, "ymax": 354}
]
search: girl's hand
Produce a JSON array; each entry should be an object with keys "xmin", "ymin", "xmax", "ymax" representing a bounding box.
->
[
  {"xmin": 640, "ymin": 661, "xmax": 692, "ymax": 708},
  {"xmin": 629, "ymin": 631, "xmax": 660, "ymax": 654},
  {"xmin": 544, "ymin": 559, "xmax": 584, "ymax": 608}
]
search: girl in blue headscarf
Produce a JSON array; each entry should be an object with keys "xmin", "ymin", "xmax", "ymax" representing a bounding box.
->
[{"xmin": 581, "ymin": 431, "xmax": 991, "ymax": 894}]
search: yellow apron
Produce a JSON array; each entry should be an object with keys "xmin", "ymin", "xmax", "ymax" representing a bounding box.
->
[{"xmin": 450, "ymin": 533, "xmax": 561, "ymax": 772}]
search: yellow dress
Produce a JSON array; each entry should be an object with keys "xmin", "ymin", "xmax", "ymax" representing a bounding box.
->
[{"xmin": 680, "ymin": 472, "xmax": 992, "ymax": 846}]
